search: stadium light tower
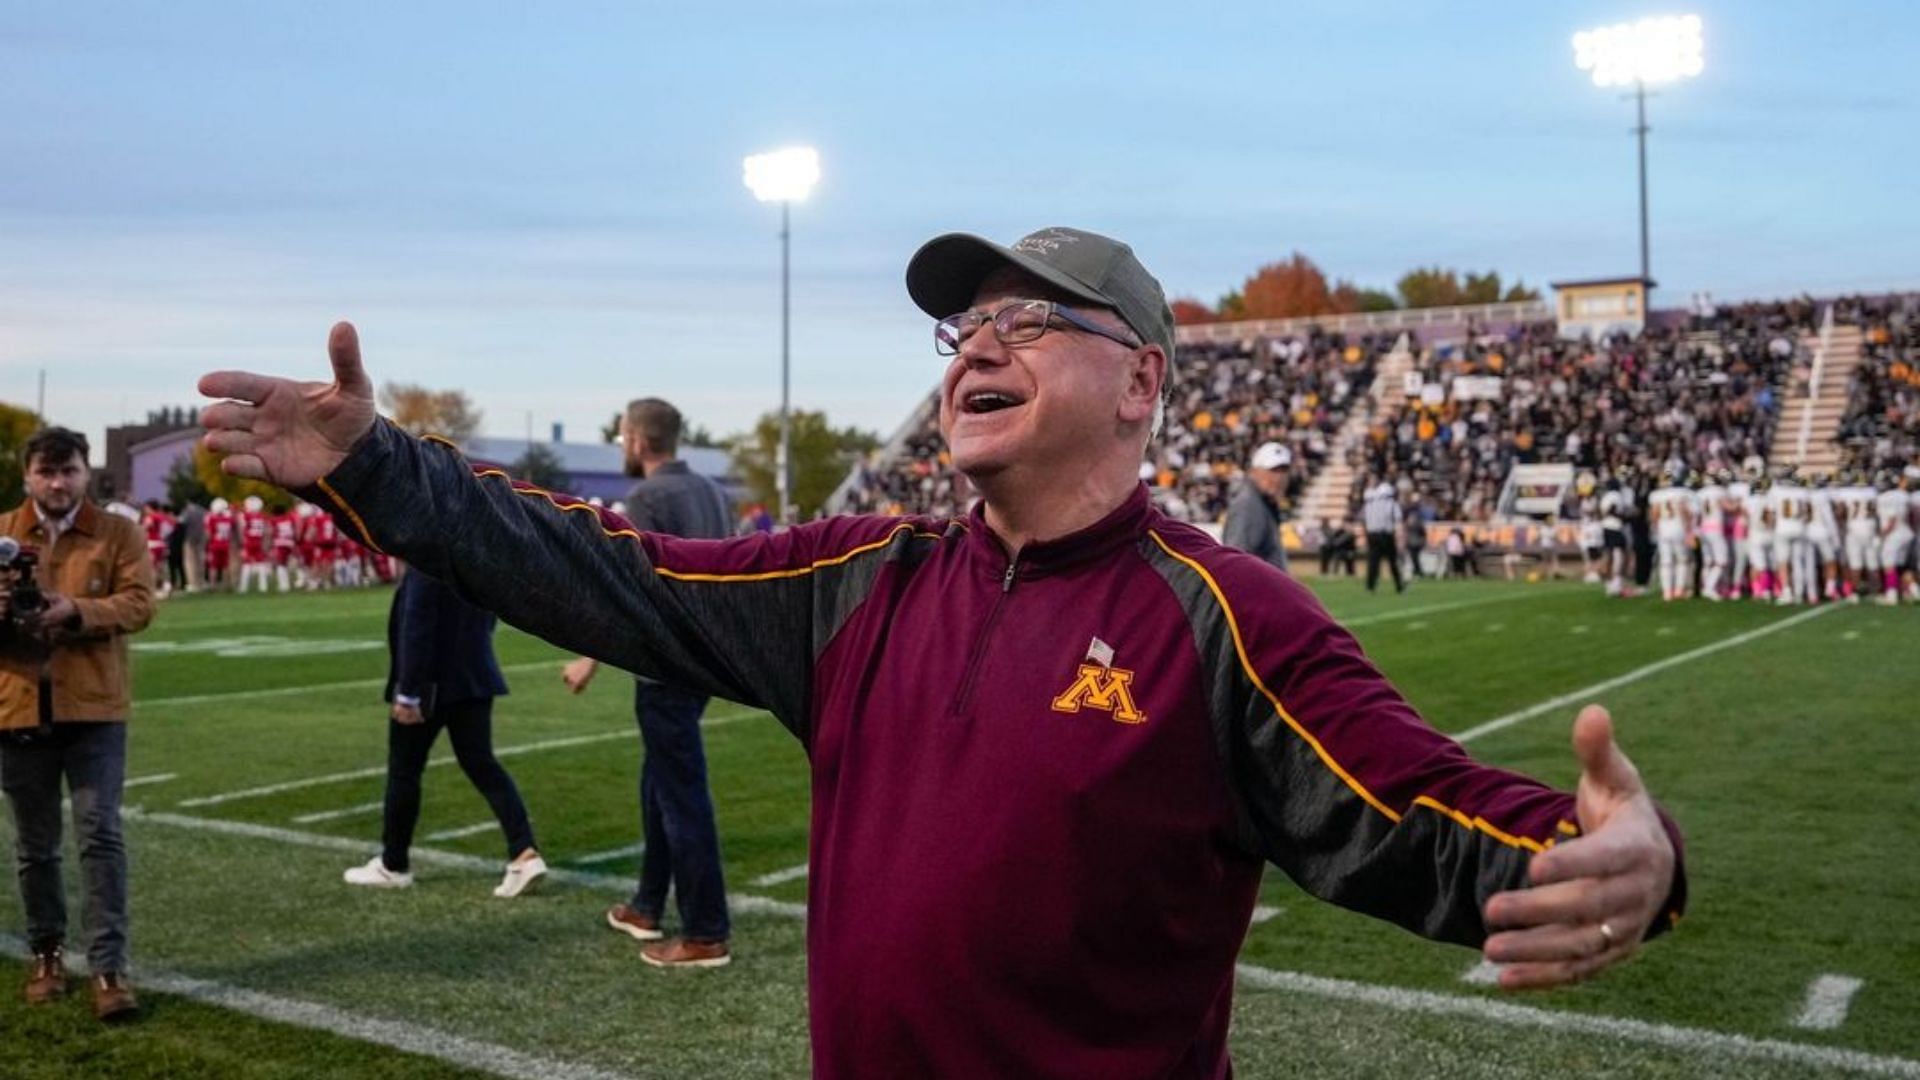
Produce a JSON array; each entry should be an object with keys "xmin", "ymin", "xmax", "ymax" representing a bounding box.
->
[
  {"xmin": 743, "ymin": 146, "xmax": 821, "ymax": 524},
  {"xmin": 1573, "ymin": 14, "xmax": 1704, "ymax": 285}
]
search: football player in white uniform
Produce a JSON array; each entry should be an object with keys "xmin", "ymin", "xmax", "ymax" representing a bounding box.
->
[
  {"xmin": 1744, "ymin": 476, "xmax": 1776, "ymax": 601},
  {"xmin": 1770, "ymin": 469, "xmax": 1810, "ymax": 605},
  {"xmin": 1805, "ymin": 475, "xmax": 1842, "ymax": 602},
  {"xmin": 1697, "ymin": 469, "xmax": 1731, "ymax": 601},
  {"xmin": 1839, "ymin": 473, "xmax": 1879, "ymax": 601},
  {"xmin": 1877, "ymin": 473, "xmax": 1916, "ymax": 605},
  {"xmin": 1650, "ymin": 468, "xmax": 1694, "ymax": 601},
  {"xmin": 1599, "ymin": 477, "xmax": 1632, "ymax": 598}
]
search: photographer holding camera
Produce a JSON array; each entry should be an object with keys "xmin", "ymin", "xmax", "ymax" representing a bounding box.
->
[{"xmin": 0, "ymin": 427, "xmax": 154, "ymax": 1020}]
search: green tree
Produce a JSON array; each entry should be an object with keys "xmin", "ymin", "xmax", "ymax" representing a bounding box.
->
[
  {"xmin": 0, "ymin": 402, "xmax": 42, "ymax": 513},
  {"xmin": 192, "ymin": 444, "xmax": 292, "ymax": 511},
  {"xmin": 728, "ymin": 411, "xmax": 880, "ymax": 519},
  {"xmin": 510, "ymin": 442, "xmax": 570, "ymax": 491},
  {"xmin": 164, "ymin": 455, "xmax": 210, "ymax": 510},
  {"xmin": 1397, "ymin": 267, "xmax": 1540, "ymax": 309}
]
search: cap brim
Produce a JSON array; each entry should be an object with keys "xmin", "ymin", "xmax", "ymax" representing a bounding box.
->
[{"xmin": 905, "ymin": 233, "xmax": 1113, "ymax": 320}]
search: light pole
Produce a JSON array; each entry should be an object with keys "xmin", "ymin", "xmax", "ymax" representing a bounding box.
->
[
  {"xmin": 743, "ymin": 146, "xmax": 821, "ymax": 524},
  {"xmin": 1573, "ymin": 14, "xmax": 1704, "ymax": 285}
]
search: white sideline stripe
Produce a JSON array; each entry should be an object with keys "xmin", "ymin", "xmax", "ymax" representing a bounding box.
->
[
  {"xmin": 0, "ymin": 934, "xmax": 636, "ymax": 1080},
  {"xmin": 1236, "ymin": 964, "xmax": 1920, "ymax": 1079},
  {"xmin": 123, "ymin": 772, "xmax": 178, "ymax": 789},
  {"xmin": 291, "ymin": 800, "xmax": 383, "ymax": 825},
  {"xmin": 1340, "ymin": 589, "xmax": 1552, "ymax": 629},
  {"xmin": 1793, "ymin": 974, "xmax": 1865, "ymax": 1031},
  {"xmin": 1453, "ymin": 605, "xmax": 1837, "ymax": 744},
  {"xmin": 1460, "ymin": 959, "xmax": 1503, "ymax": 985},
  {"xmin": 127, "ymin": 810, "xmax": 807, "ymax": 920},
  {"xmin": 424, "ymin": 821, "xmax": 498, "ymax": 842},
  {"xmin": 138, "ymin": 661, "xmax": 558, "ymax": 708},
  {"xmin": 750, "ymin": 862, "xmax": 810, "ymax": 887},
  {"xmin": 107, "ymin": 810, "xmax": 1913, "ymax": 1075},
  {"xmin": 573, "ymin": 842, "xmax": 645, "ymax": 865},
  {"xmin": 1249, "ymin": 905, "xmax": 1282, "ymax": 925},
  {"xmin": 178, "ymin": 707, "xmax": 759, "ymax": 808}
]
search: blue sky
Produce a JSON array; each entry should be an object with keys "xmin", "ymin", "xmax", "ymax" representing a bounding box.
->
[{"xmin": 4, "ymin": 1, "xmax": 1915, "ymax": 453}]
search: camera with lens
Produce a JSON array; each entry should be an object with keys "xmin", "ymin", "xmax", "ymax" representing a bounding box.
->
[{"xmin": 0, "ymin": 536, "xmax": 48, "ymax": 633}]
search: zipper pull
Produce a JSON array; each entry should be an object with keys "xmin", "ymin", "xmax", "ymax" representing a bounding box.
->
[{"xmin": 1002, "ymin": 558, "xmax": 1017, "ymax": 593}]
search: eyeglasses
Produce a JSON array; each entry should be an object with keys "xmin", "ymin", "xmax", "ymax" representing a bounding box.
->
[{"xmin": 935, "ymin": 299, "xmax": 1142, "ymax": 356}]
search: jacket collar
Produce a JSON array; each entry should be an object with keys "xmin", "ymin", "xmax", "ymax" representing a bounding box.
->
[
  {"xmin": 646, "ymin": 459, "xmax": 691, "ymax": 477},
  {"xmin": 964, "ymin": 484, "xmax": 1154, "ymax": 583},
  {"xmin": 14, "ymin": 501, "xmax": 94, "ymax": 539}
]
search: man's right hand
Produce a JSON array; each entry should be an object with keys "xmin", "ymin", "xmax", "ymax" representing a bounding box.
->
[
  {"xmin": 198, "ymin": 321, "xmax": 378, "ymax": 488},
  {"xmin": 562, "ymin": 657, "xmax": 599, "ymax": 694}
]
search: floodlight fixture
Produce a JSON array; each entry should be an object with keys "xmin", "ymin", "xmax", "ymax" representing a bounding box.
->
[
  {"xmin": 1573, "ymin": 15, "xmax": 1703, "ymax": 88},
  {"xmin": 743, "ymin": 145, "xmax": 823, "ymax": 523},
  {"xmin": 1572, "ymin": 15, "xmax": 1703, "ymax": 285},
  {"xmin": 743, "ymin": 147, "xmax": 821, "ymax": 205}
]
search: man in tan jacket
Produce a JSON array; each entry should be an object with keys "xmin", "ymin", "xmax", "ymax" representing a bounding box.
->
[{"xmin": 0, "ymin": 427, "xmax": 153, "ymax": 1020}]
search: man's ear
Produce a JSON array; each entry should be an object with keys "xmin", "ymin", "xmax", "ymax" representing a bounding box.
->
[{"xmin": 1118, "ymin": 345, "xmax": 1167, "ymax": 426}]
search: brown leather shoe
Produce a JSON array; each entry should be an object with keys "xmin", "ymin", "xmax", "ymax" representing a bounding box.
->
[
  {"xmin": 605, "ymin": 903, "xmax": 664, "ymax": 942},
  {"xmin": 24, "ymin": 948, "xmax": 66, "ymax": 1004},
  {"xmin": 92, "ymin": 972, "xmax": 139, "ymax": 1022},
  {"xmin": 640, "ymin": 938, "xmax": 731, "ymax": 969}
]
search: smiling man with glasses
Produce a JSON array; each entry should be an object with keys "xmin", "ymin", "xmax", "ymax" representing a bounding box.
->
[{"xmin": 201, "ymin": 225, "xmax": 1685, "ymax": 1079}]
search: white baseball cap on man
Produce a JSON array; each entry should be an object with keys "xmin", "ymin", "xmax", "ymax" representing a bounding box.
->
[{"xmin": 1250, "ymin": 442, "xmax": 1291, "ymax": 472}]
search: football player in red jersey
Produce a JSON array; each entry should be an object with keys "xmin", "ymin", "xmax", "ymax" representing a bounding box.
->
[
  {"xmin": 237, "ymin": 495, "xmax": 273, "ymax": 593},
  {"xmin": 140, "ymin": 500, "xmax": 176, "ymax": 598},
  {"xmin": 269, "ymin": 504, "xmax": 299, "ymax": 591},
  {"xmin": 204, "ymin": 497, "xmax": 235, "ymax": 590}
]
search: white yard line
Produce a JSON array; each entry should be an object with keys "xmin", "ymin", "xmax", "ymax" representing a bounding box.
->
[
  {"xmin": 1453, "ymin": 605, "xmax": 1836, "ymax": 744},
  {"xmin": 123, "ymin": 772, "xmax": 178, "ymax": 789},
  {"xmin": 127, "ymin": 809, "xmax": 807, "ymax": 919},
  {"xmin": 291, "ymin": 801, "xmax": 383, "ymax": 825},
  {"xmin": 1249, "ymin": 905, "xmax": 1282, "ymax": 925},
  {"xmin": 178, "ymin": 707, "xmax": 759, "ymax": 808},
  {"xmin": 1237, "ymin": 964, "xmax": 1920, "ymax": 1079},
  {"xmin": 0, "ymin": 934, "xmax": 637, "ymax": 1080},
  {"xmin": 107, "ymin": 808, "xmax": 1914, "ymax": 1075},
  {"xmin": 138, "ymin": 660, "xmax": 560, "ymax": 709},
  {"xmin": 1339, "ymin": 589, "xmax": 1556, "ymax": 629},
  {"xmin": 749, "ymin": 862, "xmax": 811, "ymax": 888},
  {"xmin": 424, "ymin": 821, "xmax": 499, "ymax": 842},
  {"xmin": 572, "ymin": 842, "xmax": 646, "ymax": 865},
  {"xmin": 1793, "ymin": 974, "xmax": 1866, "ymax": 1031}
]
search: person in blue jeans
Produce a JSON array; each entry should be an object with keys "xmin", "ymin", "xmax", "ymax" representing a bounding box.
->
[
  {"xmin": 564, "ymin": 396, "xmax": 733, "ymax": 968},
  {"xmin": 344, "ymin": 565, "xmax": 546, "ymax": 898}
]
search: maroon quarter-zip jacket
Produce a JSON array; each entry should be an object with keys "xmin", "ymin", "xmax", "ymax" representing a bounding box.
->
[{"xmin": 312, "ymin": 421, "xmax": 1685, "ymax": 1078}]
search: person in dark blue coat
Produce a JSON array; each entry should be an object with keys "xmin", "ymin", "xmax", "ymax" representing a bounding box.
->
[{"xmin": 344, "ymin": 566, "xmax": 546, "ymax": 897}]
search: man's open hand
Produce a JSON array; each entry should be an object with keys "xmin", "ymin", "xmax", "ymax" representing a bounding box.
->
[
  {"xmin": 1481, "ymin": 705, "xmax": 1676, "ymax": 990},
  {"xmin": 199, "ymin": 322, "xmax": 378, "ymax": 489}
]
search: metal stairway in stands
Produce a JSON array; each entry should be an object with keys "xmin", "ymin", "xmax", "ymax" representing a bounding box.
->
[{"xmin": 1299, "ymin": 336, "xmax": 1414, "ymax": 526}]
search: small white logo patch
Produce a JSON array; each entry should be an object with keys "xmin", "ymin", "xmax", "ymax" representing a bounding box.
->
[{"xmin": 1085, "ymin": 636, "xmax": 1115, "ymax": 669}]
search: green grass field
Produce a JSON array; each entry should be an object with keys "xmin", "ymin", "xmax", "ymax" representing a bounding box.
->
[{"xmin": 1, "ymin": 577, "xmax": 1915, "ymax": 1078}]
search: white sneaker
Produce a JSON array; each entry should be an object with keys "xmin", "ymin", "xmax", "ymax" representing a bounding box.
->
[
  {"xmin": 493, "ymin": 853, "xmax": 547, "ymax": 899},
  {"xmin": 343, "ymin": 857, "xmax": 413, "ymax": 889}
]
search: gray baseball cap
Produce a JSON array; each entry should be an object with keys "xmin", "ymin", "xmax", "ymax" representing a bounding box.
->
[{"xmin": 905, "ymin": 226, "xmax": 1176, "ymax": 362}]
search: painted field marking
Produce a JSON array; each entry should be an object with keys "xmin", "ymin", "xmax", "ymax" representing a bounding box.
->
[
  {"xmin": 1570, "ymin": 625, "xmax": 1590, "ymax": 635},
  {"xmin": 291, "ymin": 801, "xmax": 383, "ymax": 825},
  {"xmin": 1657, "ymin": 626, "xmax": 1676, "ymax": 636},
  {"xmin": 124, "ymin": 772, "xmax": 178, "ymax": 789},
  {"xmin": 572, "ymin": 842, "xmax": 646, "ymax": 865},
  {"xmin": 424, "ymin": 821, "xmax": 499, "ymax": 843},
  {"xmin": 127, "ymin": 810, "xmax": 806, "ymax": 920},
  {"xmin": 178, "ymin": 707, "xmax": 759, "ymax": 808},
  {"xmin": 1250, "ymin": 905, "xmax": 1283, "ymax": 925},
  {"xmin": 1843, "ymin": 630, "xmax": 1860, "ymax": 641},
  {"xmin": 107, "ymin": 809, "xmax": 1919, "ymax": 1076},
  {"xmin": 1793, "ymin": 974, "xmax": 1865, "ymax": 1031},
  {"xmin": 138, "ymin": 660, "xmax": 560, "ymax": 709},
  {"xmin": 1236, "ymin": 964, "xmax": 1920, "ymax": 1079},
  {"xmin": 0, "ymin": 934, "xmax": 637, "ymax": 1080},
  {"xmin": 1483, "ymin": 623, "xmax": 1505, "ymax": 633},
  {"xmin": 1340, "ymin": 589, "xmax": 1556, "ymax": 629},
  {"xmin": 1405, "ymin": 621, "xmax": 1429, "ymax": 630},
  {"xmin": 1460, "ymin": 959, "xmax": 1503, "ymax": 986},
  {"xmin": 1453, "ymin": 605, "xmax": 1836, "ymax": 745},
  {"xmin": 750, "ymin": 863, "xmax": 811, "ymax": 888}
]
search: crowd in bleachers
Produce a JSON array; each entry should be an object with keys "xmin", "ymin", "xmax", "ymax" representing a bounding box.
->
[
  {"xmin": 838, "ymin": 329, "xmax": 1397, "ymax": 521},
  {"xmin": 1352, "ymin": 301, "xmax": 1821, "ymax": 521},
  {"xmin": 1835, "ymin": 294, "xmax": 1920, "ymax": 477}
]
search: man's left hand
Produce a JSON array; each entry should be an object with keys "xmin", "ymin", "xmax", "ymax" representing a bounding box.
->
[
  {"xmin": 29, "ymin": 593, "xmax": 78, "ymax": 636},
  {"xmin": 1481, "ymin": 705, "xmax": 1675, "ymax": 990}
]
